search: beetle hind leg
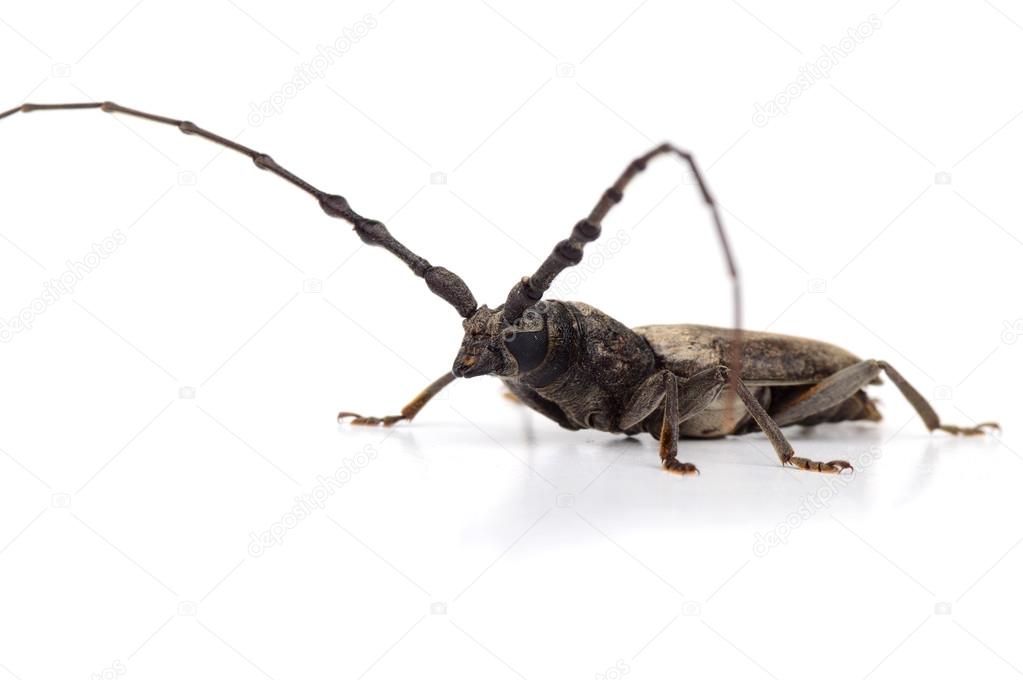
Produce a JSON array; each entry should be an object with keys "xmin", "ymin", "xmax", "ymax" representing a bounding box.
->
[
  {"xmin": 878, "ymin": 361, "xmax": 999, "ymax": 435},
  {"xmin": 771, "ymin": 359, "xmax": 999, "ymax": 436},
  {"xmin": 936, "ymin": 422, "xmax": 1000, "ymax": 436}
]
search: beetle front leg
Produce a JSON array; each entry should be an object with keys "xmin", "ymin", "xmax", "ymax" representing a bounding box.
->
[
  {"xmin": 656, "ymin": 372, "xmax": 699, "ymax": 476},
  {"xmin": 338, "ymin": 372, "xmax": 455, "ymax": 427},
  {"xmin": 621, "ymin": 368, "xmax": 727, "ymax": 476}
]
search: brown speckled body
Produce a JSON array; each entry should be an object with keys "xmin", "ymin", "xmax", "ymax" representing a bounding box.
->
[
  {"xmin": 502, "ymin": 302, "xmax": 880, "ymax": 441},
  {"xmin": 634, "ymin": 324, "xmax": 879, "ymax": 438},
  {"xmin": 634, "ymin": 324, "xmax": 863, "ymax": 386}
]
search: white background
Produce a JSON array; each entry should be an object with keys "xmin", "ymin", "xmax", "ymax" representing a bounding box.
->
[{"xmin": 1, "ymin": 1, "xmax": 1022, "ymax": 678}]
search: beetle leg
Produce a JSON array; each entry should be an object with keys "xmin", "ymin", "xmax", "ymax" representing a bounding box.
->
[
  {"xmin": 657, "ymin": 372, "xmax": 699, "ymax": 476},
  {"xmin": 772, "ymin": 359, "xmax": 1000, "ymax": 436},
  {"xmin": 338, "ymin": 372, "xmax": 455, "ymax": 427},
  {"xmin": 729, "ymin": 374, "xmax": 854, "ymax": 474},
  {"xmin": 620, "ymin": 370, "xmax": 671, "ymax": 431},
  {"xmin": 621, "ymin": 369, "xmax": 728, "ymax": 475},
  {"xmin": 874, "ymin": 361, "xmax": 1000, "ymax": 436},
  {"xmin": 620, "ymin": 367, "xmax": 727, "ymax": 431},
  {"xmin": 771, "ymin": 361, "xmax": 885, "ymax": 427}
]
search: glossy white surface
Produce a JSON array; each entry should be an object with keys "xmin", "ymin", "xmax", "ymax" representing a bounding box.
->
[{"xmin": 1, "ymin": 0, "xmax": 1021, "ymax": 678}]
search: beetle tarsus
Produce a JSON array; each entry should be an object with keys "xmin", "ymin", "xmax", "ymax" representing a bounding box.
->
[
  {"xmin": 336, "ymin": 373, "xmax": 456, "ymax": 429},
  {"xmin": 662, "ymin": 459, "xmax": 700, "ymax": 476},
  {"xmin": 337, "ymin": 411, "xmax": 405, "ymax": 427},
  {"xmin": 786, "ymin": 456, "xmax": 854, "ymax": 474},
  {"xmin": 937, "ymin": 421, "xmax": 1000, "ymax": 436}
]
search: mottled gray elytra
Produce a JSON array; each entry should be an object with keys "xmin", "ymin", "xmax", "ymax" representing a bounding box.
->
[{"xmin": 2, "ymin": 101, "xmax": 998, "ymax": 476}]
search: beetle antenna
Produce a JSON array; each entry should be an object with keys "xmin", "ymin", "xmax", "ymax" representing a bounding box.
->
[
  {"xmin": 0, "ymin": 101, "xmax": 479, "ymax": 318},
  {"xmin": 501, "ymin": 143, "xmax": 742, "ymax": 411}
]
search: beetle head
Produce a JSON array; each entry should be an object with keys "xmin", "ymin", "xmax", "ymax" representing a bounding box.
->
[{"xmin": 452, "ymin": 304, "xmax": 549, "ymax": 378}]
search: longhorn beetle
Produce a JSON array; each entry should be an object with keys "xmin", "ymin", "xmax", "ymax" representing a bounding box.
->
[{"xmin": 1, "ymin": 101, "xmax": 999, "ymax": 476}]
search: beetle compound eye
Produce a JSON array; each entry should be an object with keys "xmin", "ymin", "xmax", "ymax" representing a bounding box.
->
[{"xmin": 504, "ymin": 324, "xmax": 549, "ymax": 374}]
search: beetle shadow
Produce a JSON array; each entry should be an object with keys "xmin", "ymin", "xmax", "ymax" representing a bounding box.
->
[
  {"xmin": 385, "ymin": 428, "xmax": 424, "ymax": 459},
  {"xmin": 781, "ymin": 423, "xmax": 1001, "ymax": 506},
  {"xmin": 513, "ymin": 396, "xmax": 539, "ymax": 449},
  {"xmin": 337, "ymin": 422, "xmax": 426, "ymax": 459}
]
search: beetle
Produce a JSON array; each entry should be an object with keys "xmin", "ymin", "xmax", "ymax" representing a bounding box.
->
[{"xmin": 1, "ymin": 101, "xmax": 999, "ymax": 476}]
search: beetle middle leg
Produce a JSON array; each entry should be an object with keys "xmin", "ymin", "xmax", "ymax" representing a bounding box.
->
[
  {"xmin": 338, "ymin": 372, "xmax": 455, "ymax": 426},
  {"xmin": 728, "ymin": 376, "xmax": 854, "ymax": 473},
  {"xmin": 772, "ymin": 359, "xmax": 1000, "ymax": 436}
]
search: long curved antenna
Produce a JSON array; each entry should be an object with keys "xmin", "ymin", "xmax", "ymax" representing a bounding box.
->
[
  {"xmin": 501, "ymin": 143, "xmax": 742, "ymax": 403},
  {"xmin": 0, "ymin": 102, "xmax": 479, "ymax": 318}
]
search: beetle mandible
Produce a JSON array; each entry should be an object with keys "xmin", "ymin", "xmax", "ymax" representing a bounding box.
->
[{"xmin": 1, "ymin": 101, "xmax": 999, "ymax": 476}]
